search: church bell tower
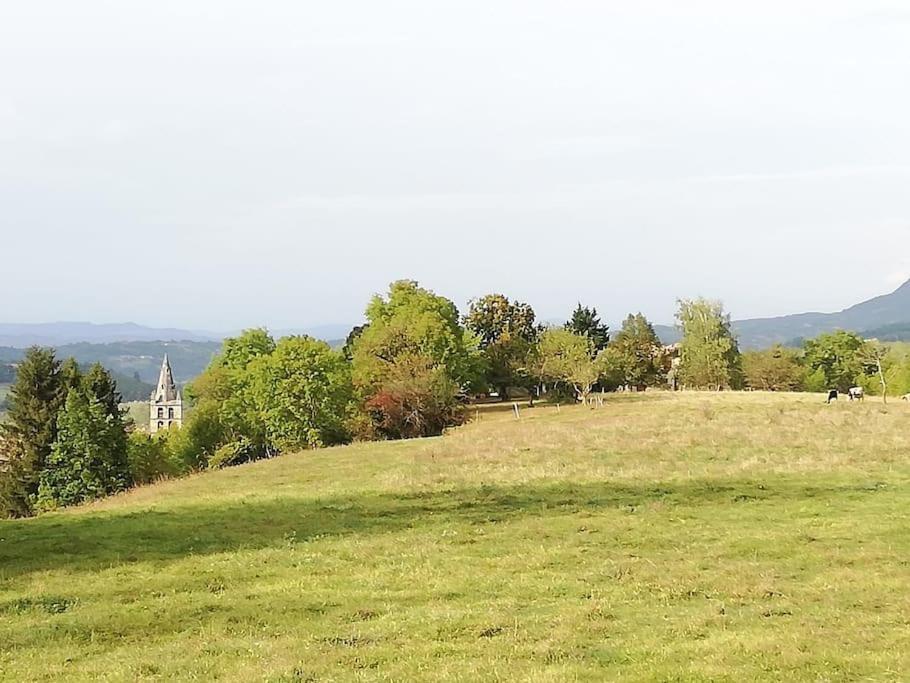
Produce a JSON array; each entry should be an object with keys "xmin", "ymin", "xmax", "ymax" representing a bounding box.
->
[{"xmin": 150, "ymin": 354, "xmax": 183, "ymax": 433}]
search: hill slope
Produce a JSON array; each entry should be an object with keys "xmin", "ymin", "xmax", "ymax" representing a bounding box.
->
[
  {"xmin": 1, "ymin": 393, "xmax": 908, "ymax": 680},
  {"xmin": 733, "ymin": 279, "xmax": 910, "ymax": 348},
  {"xmin": 652, "ymin": 280, "xmax": 910, "ymax": 348}
]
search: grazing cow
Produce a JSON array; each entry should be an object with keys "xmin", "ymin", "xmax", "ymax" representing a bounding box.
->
[
  {"xmin": 826, "ymin": 389, "xmax": 838, "ymax": 404},
  {"xmin": 902, "ymin": 394, "xmax": 910, "ymax": 402},
  {"xmin": 848, "ymin": 387, "xmax": 865, "ymax": 402}
]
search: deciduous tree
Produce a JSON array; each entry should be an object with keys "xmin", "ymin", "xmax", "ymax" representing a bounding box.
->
[
  {"xmin": 465, "ymin": 293, "xmax": 538, "ymax": 399},
  {"xmin": 802, "ymin": 331, "xmax": 868, "ymax": 394},
  {"xmin": 676, "ymin": 298, "xmax": 742, "ymax": 390},
  {"xmin": 351, "ymin": 281, "xmax": 478, "ymax": 438},
  {"xmin": 249, "ymin": 336, "xmax": 353, "ymax": 451},
  {"xmin": 608, "ymin": 313, "xmax": 665, "ymax": 389},
  {"xmin": 533, "ymin": 329, "xmax": 601, "ymax": 404}
]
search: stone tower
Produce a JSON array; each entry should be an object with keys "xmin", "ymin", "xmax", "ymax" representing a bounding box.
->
[{"xmin": 150, "ymin": 354, "xmax": 183, "ymax": 433}]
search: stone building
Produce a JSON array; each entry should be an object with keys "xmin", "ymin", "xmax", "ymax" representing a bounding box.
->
[{"xmin": 150, "ymin": 354, "xmax": 183, "ymax": 433}]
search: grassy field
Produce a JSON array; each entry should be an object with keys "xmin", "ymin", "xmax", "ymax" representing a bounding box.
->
[{"xmin": 1, "ymin": 392, "xmax": 909, "ymax": 681}]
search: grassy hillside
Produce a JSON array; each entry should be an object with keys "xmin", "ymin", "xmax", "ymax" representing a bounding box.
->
[{"xmin": 1, "ymin": 393, "xmax": 908, "ymax": 680}]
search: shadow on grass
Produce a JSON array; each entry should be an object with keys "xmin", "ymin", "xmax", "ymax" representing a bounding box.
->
[{"xmin": 0, "ymin": 477, "xmax": 886, "ymax": 581}]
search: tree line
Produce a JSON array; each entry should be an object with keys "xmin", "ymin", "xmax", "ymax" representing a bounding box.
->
[{"xmin": 2, "ymin": 279, "xmax": 905, "ymax": 517}]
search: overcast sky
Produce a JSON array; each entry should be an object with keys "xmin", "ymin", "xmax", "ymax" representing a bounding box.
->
[{"xmin": 2, "ymin": 1, "xmax": 910, "ymax": 331}]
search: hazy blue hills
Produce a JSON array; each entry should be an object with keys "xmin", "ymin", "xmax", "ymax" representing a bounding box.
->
[
  {"xmin": 0, "ymin": 322, "xmax": 219, "ymax": 347},
  {"xmin": 0, "ymin": 322, "xmax": 353, "ymax": 349},
  {"xmin": 731, "ymin": 279, "xmax": 910, "ymax": 348},
  {"xmin": 2, "ymin": 280, "xmax": 909, "ymax": 382},
  {"xmin": 0, "ymin": 341, "xmax": 221, "ymax": 385}
]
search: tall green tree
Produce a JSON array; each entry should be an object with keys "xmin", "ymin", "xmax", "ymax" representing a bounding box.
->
[
  {"xmin": 532, "ymin": 328, "xmax": 601, "ymax": 404},
  {"xmin": 676, "ymin": 298, "xmax": 742, "ymax": 390},
  {"xmin": 802, "ymin": 331, "xmax": 869, "ymax": 393},
  {"xmin": 565, "ymin": 304, "xmax": 610, "ymax": 352},
  {"xmin": 464, "ymin": 293, "xmax": 538, "ymax": 398},
  {"xmin": 0, "ymin": 347, "xmax": 64, "ymax": 516},
  {"xmin": 81, "ymin": 362, "xmax": 130, "ymax": 468},
  {"xmin": 249, "ymin": 336, "xmax": 353, "ymax": 452},
  {"xmin": 36, "ymin": 389, "xmax": 132, "ymax": 510},
  {"xmin": 607, "ymin": 313, "xmax": 665, "ymax": 389},
  {"xmin": 184, "ymin": 328, "xmax": 278, "ymax": 464},
  {"xmin": 352, "ymin": 280, "xmax": 478, "ymax": 391},
  {"xmin": 351, "ymin": 281, "xmax": 479, "ymax": 437},
  {"xmin": 218, "ymin": 328, "xmax": 277, "ymax": 370},
  {"xmin": 465, "ymin": 294, "xmax": 538, "ymax": 347}
]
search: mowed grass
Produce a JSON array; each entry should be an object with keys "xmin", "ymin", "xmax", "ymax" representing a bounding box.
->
[{"xmin": 1, "ymin": 393, "xmax": 909, "ymax": 681}]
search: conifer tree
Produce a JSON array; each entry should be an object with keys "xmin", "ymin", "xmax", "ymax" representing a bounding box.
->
[
  {"xmin": 565, "ymin": 303, "xmax": 610, "ymax": 352},
  {"xmin": 36, "ymin": 389, "xmax": 131, "ymax": 510},
  {"xmin": 0, "ymin": 347, "xmax": 63, "ymax": 516}
]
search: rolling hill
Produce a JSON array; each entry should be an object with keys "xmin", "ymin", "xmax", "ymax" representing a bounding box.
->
[
  {"xmin": 0, "ymin": 322, "xmax": 218, "ymax": 347},
  {"xmin": 0, "ymin": 341, "xmax": 220, "ymax": 385},
  {"xmin": 653, "ymin": 279, "xmax": 910, "ymax": 349},
  {"xmin": 1, "ymin": 393, "xmax": 908, "ymax": 679},
  {"xmin": 0, "ymin": 322, "xmax": 353, "ymax": 349}
]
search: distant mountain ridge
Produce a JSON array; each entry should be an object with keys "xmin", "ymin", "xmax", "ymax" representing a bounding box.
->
[
  {"xmin": 652, "ymin": 279, "xmax": 910, "ymax": 349},
  {"xmin": 0, "ymin": 322, "xmax": 353, "ymax": 348},
  {"xmin": 0, "ymin": 322, "xmax": 218, "ymax": 347},
  {"xmin": 0, "ymin": 341, "xmax": 221, "ymax": 384},
  {"xmin": 5, "ymin": 281, "xmax": 909, "ymax": 354}
]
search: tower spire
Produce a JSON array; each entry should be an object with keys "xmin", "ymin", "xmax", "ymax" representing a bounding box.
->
[{"xmin": 154, "ymin": 354, "xmax": 179, "ymax": 402}]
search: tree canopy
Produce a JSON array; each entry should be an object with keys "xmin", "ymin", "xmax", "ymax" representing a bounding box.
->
[
  {"xmin": 676, "ymin": 298, "xmax": 742, "ymax": 390},
  {"xmin": 464, "ymin": 294, "xmax": 538, "ymax": 398},
  {"xmin": 802, "ymin": 331, "xmax": 871, "ymax": 393},
  {"xmin": 565, "ymin": 304, "xmax": 610, "ymax": 352},
  {"xmin": 606, "ymin": 313, "xmax": 665, "ymax": 389}
]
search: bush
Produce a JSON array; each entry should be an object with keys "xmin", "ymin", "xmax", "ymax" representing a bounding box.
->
[
  {"xmin": 207, "ymin": 439, "xmax": 259, "ymax": 469},
  {"xmin": 363, "ymin": 355, "xmax": 466, "ymax": 440},
  {"xmin": 127, "ymin": 432, "xmax": 179, "ymax": 485}
]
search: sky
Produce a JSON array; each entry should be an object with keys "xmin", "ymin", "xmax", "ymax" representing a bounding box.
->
[{"xmin": 2, "ymin": 1, "xmax": 910, "ymax": 331}]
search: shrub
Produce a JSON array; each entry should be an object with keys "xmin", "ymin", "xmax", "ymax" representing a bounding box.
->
[
  {"xmin": 363, "ymin": 354, "xmax": 466, "ymax": 440},
  {"xmin": 126, "ymin": 432, "xmax": 179, "ymax": 485}
]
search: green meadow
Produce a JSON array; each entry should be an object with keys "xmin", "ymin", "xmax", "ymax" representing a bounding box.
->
[{"xmin": 1, "ymin": 392, "xmax": 908, "ymax": 681}]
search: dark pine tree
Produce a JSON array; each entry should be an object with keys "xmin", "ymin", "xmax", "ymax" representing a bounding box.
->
[
  {"xmin": 565, "ymin": 304, "xmax": 610, "ymax": 352},
  {"xmin": 0, "ymin": 347, "xmax": 64, "ymax": 517},
  {"xmin": 37, "ymin": 389, "xmax": 132, "ymax": 510}
]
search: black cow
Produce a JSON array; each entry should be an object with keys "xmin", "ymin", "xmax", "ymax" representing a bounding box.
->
[{"xmin": 826, "ymin": 389, "xmax": 838, "ymax": 404}]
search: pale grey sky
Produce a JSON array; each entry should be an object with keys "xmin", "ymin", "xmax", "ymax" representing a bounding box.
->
[{"xmin": 2, "ymin": 1, "xmax": 909, "ymax": 330}]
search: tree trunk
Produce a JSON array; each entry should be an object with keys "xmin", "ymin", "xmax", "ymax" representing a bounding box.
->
[{"xmin": 878, "ymin": 359, "xmax": 888, "ymax": 404}]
